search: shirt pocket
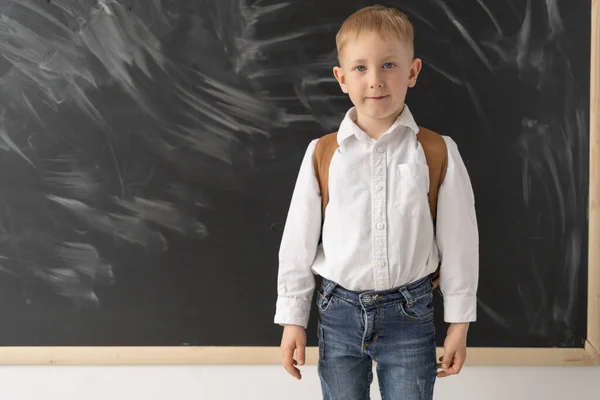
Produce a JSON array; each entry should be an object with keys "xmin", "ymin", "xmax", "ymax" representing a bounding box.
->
[{"xmin": 394, "ymin": 163, "xmax": 430, "ymax": 216}]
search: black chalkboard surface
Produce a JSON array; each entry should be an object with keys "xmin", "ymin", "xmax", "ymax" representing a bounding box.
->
[{"xmin": 0, "ymin": 0, "xmax": 591, "ymax": 351}]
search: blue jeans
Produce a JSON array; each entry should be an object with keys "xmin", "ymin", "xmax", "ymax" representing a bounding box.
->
[{"xmin": 316, "ymin": 275, "xmax": 437, "ymax": 400}]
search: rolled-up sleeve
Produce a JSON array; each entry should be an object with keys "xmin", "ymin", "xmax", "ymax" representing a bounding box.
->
[
  {"xmin": 436, "ymin": 137, "xmax": 479, "ymax": 323},
  {"xmin": 274, "ymin": 139, "xmax": 323, "ymax": 329}
]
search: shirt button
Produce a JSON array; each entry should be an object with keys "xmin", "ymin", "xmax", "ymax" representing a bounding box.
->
[
  {"xmin": 377, "ymin": 146, "xmax": 385, "ymax": 153},
  {"xmin": 376, "ymin": 222, "xmax": 385, "ymax": 230},
  {"xmin": 376, "ymin": 260, "xmax": 386, "ymax": 267},
  {"xmin": 375, "ymin": 184, "xmax": 383, "ymax": 191}
]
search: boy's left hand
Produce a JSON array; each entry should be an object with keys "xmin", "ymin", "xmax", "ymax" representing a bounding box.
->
[{"xmin": 437, "ymin": 322, "xmax": 469, "ymax": 378}]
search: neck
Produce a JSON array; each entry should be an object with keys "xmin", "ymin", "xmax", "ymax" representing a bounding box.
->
[{"xmin": 354, "ymin": 106, "xmax": 404, "ymax": 140}]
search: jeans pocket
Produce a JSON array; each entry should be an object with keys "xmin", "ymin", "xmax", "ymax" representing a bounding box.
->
[
  {"xmin": 316, "ymin": 290, "xmax": 336, "ymax": 316},
  {"xmin": 397, "ymin": 291, "xmax": 434, "ymax": 322}
]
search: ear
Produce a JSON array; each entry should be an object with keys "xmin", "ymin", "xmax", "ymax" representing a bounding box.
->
[
  {"xmin": 407, "ymin": 58, "xmax": 422, "ymax": 88},
  {"xmin": 333, "ymin": 66, "xmax": 348, "ymax": 94}
]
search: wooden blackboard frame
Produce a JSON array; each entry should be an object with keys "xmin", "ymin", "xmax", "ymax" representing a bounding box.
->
[{"xmin": 0, "ymin": 2, "xmax": 598, "ymax": 366}]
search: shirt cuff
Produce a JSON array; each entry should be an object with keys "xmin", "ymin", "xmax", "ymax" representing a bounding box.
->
[
  {"xmin": 274, "ymin": 296, "xmax": 312, "ymax": 329},
  {"xmin": 443, "ymin": 295, "xmax": 477, "ymax": 323}
]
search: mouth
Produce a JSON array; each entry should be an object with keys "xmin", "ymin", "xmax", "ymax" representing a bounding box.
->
[{"xmin": 367, "ymin": 95, "xmax": 388, "ymax": 100}]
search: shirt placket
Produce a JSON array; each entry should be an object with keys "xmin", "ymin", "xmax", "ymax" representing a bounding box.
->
[{"xmin": 372, "ymin": 143, "xmax": 389, "ymax": 290}]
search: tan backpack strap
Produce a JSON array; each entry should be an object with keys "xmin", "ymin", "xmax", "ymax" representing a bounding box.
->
[
  {"xmin": 416, "ymin": 127, "xmax": 448, "ymax": 289},
  {"xmin": 416, "ymin": 127, "xmax": 448, "ymax": 222},
  {"xmin": 312, "ymin": 132, "xmax": 339, "ymax": 218}
]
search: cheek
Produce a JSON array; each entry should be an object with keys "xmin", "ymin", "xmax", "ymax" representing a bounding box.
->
[
  {"xmin": 391, "ymin": 76, "xmax": 410, "ymax": 93},
  {"xmin": 345, "ymin": 83, "xmax": 362, "ymax": 100},
  {"xmin": 396, "ymin": 84, "xmax": 408, "ymax": 94},
  {"xmin": 347, "ymin": 91, "xmax": 361, "ymax": 105}
]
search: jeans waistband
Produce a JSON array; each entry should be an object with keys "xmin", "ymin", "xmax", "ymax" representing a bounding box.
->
[{"xmin": 319, "ymin": 275, "xmax": 433, "ymax": 307}]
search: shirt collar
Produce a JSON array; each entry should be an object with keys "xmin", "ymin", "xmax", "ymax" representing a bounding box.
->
[{"xmin": 337, "ymin": 104, "xmax": 419, "ymax": 145}]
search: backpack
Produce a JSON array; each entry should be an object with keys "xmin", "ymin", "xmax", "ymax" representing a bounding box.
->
[{"xmin": 312, "ymin": 127, "xmax": 448, "ymax": 288}]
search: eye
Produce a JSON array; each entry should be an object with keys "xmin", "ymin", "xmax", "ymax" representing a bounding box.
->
[
  {"xmin": 383, "ymin": 62, "xmax": 396, "ymax": 69},
  {"xmin": 354, "ymin": 65, "xmax": 366, "ymax": 72}
]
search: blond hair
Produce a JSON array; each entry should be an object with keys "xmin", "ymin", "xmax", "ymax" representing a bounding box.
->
[{"xmin": 335, "ymin": 5, "xmax": 414, "ymax": 62}]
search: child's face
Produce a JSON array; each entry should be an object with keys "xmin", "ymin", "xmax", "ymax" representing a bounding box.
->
[{"xmin": 333, "ymin": 31, "xmax": 421, "ymax": 128}]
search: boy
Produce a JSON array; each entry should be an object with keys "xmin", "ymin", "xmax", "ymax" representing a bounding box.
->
[{"xmin": 274, "ymin": 5, "xmax": 478, "ymax": 399}]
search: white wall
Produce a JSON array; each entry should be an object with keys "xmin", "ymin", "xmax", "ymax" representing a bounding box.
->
[{"xmin": 0, "ymin": 365, "xmax": 598, "ymax": 399}]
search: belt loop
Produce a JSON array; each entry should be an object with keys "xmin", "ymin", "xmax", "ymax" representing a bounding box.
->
[
  {"xmin": 321, "ymin": 278, "xmax": 337, "ymax": 298},
  {"xmin": 398, "ymin": 286, "xmax": 414, "ymax": 307}
]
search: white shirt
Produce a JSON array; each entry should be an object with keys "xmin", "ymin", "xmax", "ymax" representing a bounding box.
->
[{"xmin": 274, "ymin": 105, "xmax": 479, "ymax": 329}]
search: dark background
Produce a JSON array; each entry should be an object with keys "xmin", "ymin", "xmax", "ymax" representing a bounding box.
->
[{"xmin": 0, "ymin": 0, "xmax": 590, "ymax": 348}]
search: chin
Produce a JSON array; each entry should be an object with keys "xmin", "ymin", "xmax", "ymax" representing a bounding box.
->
[{"xmin": 359, "ymin": 107, "xmax": 395, "ymax": 120}]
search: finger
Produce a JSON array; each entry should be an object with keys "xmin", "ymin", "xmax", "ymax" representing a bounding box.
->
[
  {"xmin": 283, "ymin": 363, "xmax": 302, "ymax": 380},
  {"xmin": 436, "ymin": 362, "xmax": 448, "ymax": 378},
  {"xmin": 436, "ymin": 370, "xmax": 449, "ymax": 378},
  {"xmin": 281, "ymin": 349, "xmax": 301, "ymax": 380},
  {"xmin": 281, "ymin": 347, "xmax": 294, "ymax": 365},
  {"xmin": 444, "ymin": 365, "xmax": 459, "ymax": 376},
  {"xmin": 441, "ymin": 351, "xmax": 454, "ymax": 371},
  {"xmin": 451, "ymin": 357, "xmax": 466, "ymax": 374},
  {"xmin": 296, "ymin": 344, "xmax": 306, "ymax": 366},
  {"xmin": 443, "ymin": 357, "xmax": 465, "ymax": 376}
]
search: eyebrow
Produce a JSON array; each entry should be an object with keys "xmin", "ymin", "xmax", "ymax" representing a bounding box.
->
[{"xmin": 348, "ymin": 55, "xmax": 398, "ymax": 64}]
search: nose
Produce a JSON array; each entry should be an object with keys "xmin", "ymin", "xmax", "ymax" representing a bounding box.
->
[{"xmin": 369, "ymin": 71, "xmax": 384, "ymax": 89}]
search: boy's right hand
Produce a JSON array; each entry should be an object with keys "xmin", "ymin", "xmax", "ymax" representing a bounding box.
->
[{"xmin": 280, "ymin": 324, "xmax": 307, "ymax": 380}]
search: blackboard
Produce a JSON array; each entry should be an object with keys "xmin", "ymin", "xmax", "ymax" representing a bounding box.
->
[{"xmin": 0, "ymin": 0, "xmax": 595, "ymax": 359}]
